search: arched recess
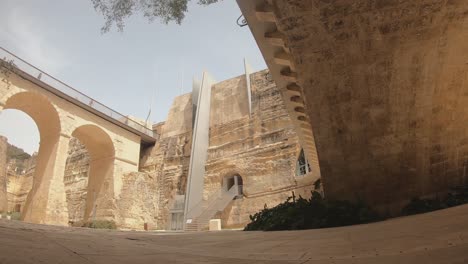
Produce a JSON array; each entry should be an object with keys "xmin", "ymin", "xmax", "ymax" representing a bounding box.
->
[
  {"xmin": 2, "ymin": 91, "xmax": 67, "ymax": 224},
  {"xmin": 219, "ymin": 173, "xmax": 244, "ymax": 229},
  {"xmin": 222, "ymin": 174, "xmax": 244, "ymax": 198},
  {"xmin": 70, "ymin": 124, "xmax": 115, "ymax": 221}
]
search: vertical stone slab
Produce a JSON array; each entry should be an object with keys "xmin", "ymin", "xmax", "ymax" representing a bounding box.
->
[
  {"xmin": 0, "ymin": 136, "xmax": 7, "ymax": 213},
  {"xmin": 184, "ymin": 72, "xmax": 215, "ymax": 221},
  {"xmin": 22, "ymin": 134, "xmax": 70, "ymax": 225}
]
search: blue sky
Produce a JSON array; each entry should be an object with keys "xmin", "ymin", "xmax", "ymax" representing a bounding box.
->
[{"xmin": 0, "ymin": 0, "xmax": 266, "ymax": 154}]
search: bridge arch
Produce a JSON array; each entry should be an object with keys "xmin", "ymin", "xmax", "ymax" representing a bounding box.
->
[
  {"xmin": 70, "ymin": 124, "xmax": 116, "ymax": 221},
  {"xmin": 3, "ymin": 91, "xmax": 61, "ymax": 140},
  {"xmin": 1, "ymin": 91, "xmax": 70, "ymax": 224}
]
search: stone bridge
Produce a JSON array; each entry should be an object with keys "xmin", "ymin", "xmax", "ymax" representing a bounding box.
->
[
  {"xmin": 238, "ymin": 0, "xmax": 468, "ymax": 213},
  {"xmin": 0, "ymin": 48, "xmax": 155, "ymax": 225}
]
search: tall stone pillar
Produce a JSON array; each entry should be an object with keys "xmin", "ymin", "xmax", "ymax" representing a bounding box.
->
[
  {"xmin": 0, "ymin": 136, "xmax": 8, "ymax": 213},
  {"xmin": 22, "ymin": 134, "xmax": 70, "ymax": 225}
]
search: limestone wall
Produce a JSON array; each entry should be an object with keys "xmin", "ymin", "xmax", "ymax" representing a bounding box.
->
[
  {"xmin": 139, "ymin": 69, "xmax": 318, "ymax": 229},
  {"xmin": 209, "ymin": 74, "xmax": 250, "ymax": 126},
  {"xmin": 2, "ymin": 68, "xmax": 317, "ymax": 230},
  {"xmin": 7, "ymin": 155, "xmax": 35, "ymax": 213},
  {"xmin": 138, "ymin": 95, "xmax": 193, "ymax": 230},
  {"xmin": 0, "ymin": 136, "xmax": 7, "ymax": 212},
  {"xmin": 63, "ymin": 138, "xmax": 89, "ymax": 223},
  {"xmin": 5, "ymin": 138, "xmax": 90, "ymax": 222},
  {"xmin": 270, "ymin": 0, "xmax": 468, "ymax": 214},
  {"xmin": 205, "ymin": 70, "xmax": 318, "ymax": 228}
]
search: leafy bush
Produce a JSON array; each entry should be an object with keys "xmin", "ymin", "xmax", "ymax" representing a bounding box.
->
[
  {"xmin": 1, "ymin": 212, "xmax": 22, "ymax": 220},
  {"xmin": 402, "ymin": 186, "xmax": 468, "ymax": 216},
  {"xmin": 72, "ymin": 220, "xmax": 117, "ymax": 229},
  {"xmin": 244, "ymin": 191, "xmax": 381, "ymax": 231},
  {"xmin": 8, "ymin": 212, "xmax": 21, "ymax": 220}
]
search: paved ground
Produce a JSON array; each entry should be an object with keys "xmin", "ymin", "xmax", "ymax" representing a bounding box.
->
[{"xmin": 0, "ymin": 205, "xmax": 468, "ymax": 264}]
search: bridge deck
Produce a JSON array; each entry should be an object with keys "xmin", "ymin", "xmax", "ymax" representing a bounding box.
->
[{"xmin": 0, "ymin": 47, "xmax": 156, "ymax": 145}]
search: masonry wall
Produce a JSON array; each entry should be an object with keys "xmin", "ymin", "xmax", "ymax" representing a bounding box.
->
[
  {"xmin": 7, "ymin": 156, "xmax": 35, "ymax": 214},
  {"xmin": 63, "ymin": 138, "xmax": 89, "ymax": 223},
  {"xmin": 0, "ymin": 136, "xmax": 7, "ymax": 212},
  {"xmin": 6, "ymin": 138, "xmax": 89, "ymax": 222},
  {"xmin": 204, "ymin": 70, "xmax": 318, "ymax": 228},
  {"xmin": 139, "ymin": 70, "xmax": 316, "ymax": 229},
  {"xmin": 139, "ymin": 94, "xmax": 193, "ymax": 230},
  {"xmin": 272, "ymin": 0, "xmax": 468, "ymax": 214}
]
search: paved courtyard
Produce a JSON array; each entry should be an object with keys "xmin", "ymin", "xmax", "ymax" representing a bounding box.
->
[{"xmin": 0, "ymin": 205, "xmax": 468, "ymax": 263}]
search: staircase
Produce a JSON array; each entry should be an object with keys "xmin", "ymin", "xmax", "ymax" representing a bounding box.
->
[{"xmin": 185, "ymin": 185, "xmax": 240, "ymax": 231}]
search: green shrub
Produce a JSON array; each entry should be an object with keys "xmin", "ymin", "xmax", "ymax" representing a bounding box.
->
[
  {"xmin": 244, "ymin": 191, "xmax": 381, "ymax": 231},
  {"xmin": 402, "ymin": 186, "xmax": 468, "ymax": 216},
  {"xmin": 0, "ymin": 212, "xmax": 22, "ymax": 220},
  {"xmin": 73, "ymin": 220, "xmax": 117, "ymax": 229},
  {"xmin": 8, "ymin": 212, "xmax": 21, "ymax": 220}
]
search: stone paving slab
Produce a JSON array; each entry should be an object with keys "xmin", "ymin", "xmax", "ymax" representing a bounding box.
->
[{"xmin": 0, "ymin": 204, "xmax": 468, "ymax": 263}]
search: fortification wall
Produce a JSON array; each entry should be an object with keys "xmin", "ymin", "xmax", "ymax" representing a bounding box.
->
[
  {"xmin": 272, "ymin": 0, "xmax": 468, "ymax": 214},
  {"xmin": 204, "ymin": 70, "xmax": 319, "ymax": 228},
  {"xmin": 138, "ymin": 94, "xmax": 193, "ymax": 230}
]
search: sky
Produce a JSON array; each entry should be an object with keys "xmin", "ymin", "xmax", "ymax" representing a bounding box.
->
[{"xmin": 0, "ymin": 0, "xmax": 266, "ymax": 154}]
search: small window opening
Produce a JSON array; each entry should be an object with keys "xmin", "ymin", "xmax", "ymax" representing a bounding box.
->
[{"xmin": 296, "ymin": 148, "xmax": 311, "ymax": 176}]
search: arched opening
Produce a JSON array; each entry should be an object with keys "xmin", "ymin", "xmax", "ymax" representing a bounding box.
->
[
  {"xmin": 2, "ymin": 91, "xmax": 63, "ymax": 223},
  {"xmin": 218, "ymin": 174, "xmax": 245, "ymax": 229},
  {"xmin": 296, "ymin": 148, "xmax": 311, "ymax": 177},
  {"xmin": 223, "ymin": 174, "xmax": 244, "ymax": 198},
  {"xmin": 70, "ymin": 124, "xmax": 115, "ymax": 222},
  {"xmin": 0, "ymin": 109, "xmax": 39, "ymax": 219}
]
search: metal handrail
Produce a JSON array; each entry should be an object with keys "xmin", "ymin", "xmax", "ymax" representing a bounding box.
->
[{"xmin": 0, "ymin": 47, "xmax": 154, "ymax": 138}]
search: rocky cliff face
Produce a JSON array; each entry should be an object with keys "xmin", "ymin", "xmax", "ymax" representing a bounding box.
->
[
  {"xmin": 6, "ymin": 154, "xmax": 35, "ymax": 214},
  {"xmin": 5, "ymin": 138, "xmax": 90, "ymax": 222},
  {"xmin": 64, "ymin": 138, "xmax": 89, "ymax": 223}
]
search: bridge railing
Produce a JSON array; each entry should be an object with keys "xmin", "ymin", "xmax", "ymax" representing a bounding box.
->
[{"xmin": 0, "ymin": 47, "xmax": 155, "ymax": 138}]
